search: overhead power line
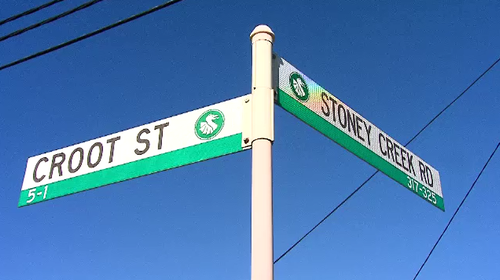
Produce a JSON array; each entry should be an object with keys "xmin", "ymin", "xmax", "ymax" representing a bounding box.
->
[
  {"xmin": 412, "ymin": 141, "xmax": 500, "ymax": 280},
  {"xmin": 273, "ymin": 172, "xmax": 378, "ymax": 264},
  {"xmin": 0, "ymin": 0, "xmax": 64, "ymax": 26},
  {"xmin": 405, "ymin": 57, "xmax": 500, "ymax": 146},
  {"xmin": 0, "ymin": 0, "xmax": 104, "ymax": 43},
  {"xmin": 274, "ymin": 56, "xmax": 500, "ymax": 264},
  {"xmin": 0, "ymin": 0, "xmax": 184, "ymax": 71}
]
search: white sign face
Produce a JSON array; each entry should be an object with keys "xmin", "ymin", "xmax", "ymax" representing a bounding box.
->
[
  {"xmin": 19, "ymin": 95, "xmax": 250, "ymax": 207},
  {"xmin": 274, "ymin": 54, "xmax": 444, "ymax": 210}
]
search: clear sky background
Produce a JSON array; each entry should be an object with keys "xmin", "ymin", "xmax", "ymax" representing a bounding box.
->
[{"xmin": 1, "ymin": 0, "xmax": 499, "ymax": 279}]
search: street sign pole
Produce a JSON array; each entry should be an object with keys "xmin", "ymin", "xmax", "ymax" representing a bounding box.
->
[{"xmin": 250, "ymin": 25, "xmax": 275, "ymax": 280}]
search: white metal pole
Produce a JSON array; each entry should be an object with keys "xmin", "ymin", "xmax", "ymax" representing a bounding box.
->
[{"xmin": 250, "ymin": 25, "xmax": 275, "ymax": 280}]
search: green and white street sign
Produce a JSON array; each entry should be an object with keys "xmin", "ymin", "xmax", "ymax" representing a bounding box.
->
[
  {"xmin": 274, "ymin": 54, "xmax": 444, "ymax": 210},
  {"xmin": 19, "ymin": 95, "xmax": 251, "ymax": 207}
]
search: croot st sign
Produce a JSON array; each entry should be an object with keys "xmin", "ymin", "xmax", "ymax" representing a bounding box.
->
[{"xmin": 19, "ymin": 95, "xmax": 250, "ymax": 207}]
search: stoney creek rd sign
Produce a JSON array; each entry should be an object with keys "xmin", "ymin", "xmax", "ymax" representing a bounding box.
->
[{"xmin": 274, "ymin": 54, "xmax": 444, "ymax": 210}]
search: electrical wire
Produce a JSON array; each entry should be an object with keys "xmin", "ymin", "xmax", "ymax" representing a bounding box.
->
[
  {"xmin": 274, "ymin": 171, "xmax": 378, "ymax": 264},
  {"xmin": 412, "ymin": 141, "xmax": 500, "ymax": 280},
  {"xmin": 0, "ymin": 0, "xmax": 64, "ymax": 26},
  {"xmin": 274, "ymin": 56, "xmax": 500, "ymax": 264},
  {"xmin": 0, "ymin": 0, "xmax": 184, "ymax": 71},
  {"xmin": 405, "ymin": 57, "xmax": 500, "ymax": 146},
  {"xmin": 0, "ymin": 0, "xmax": 104, "ymax": 43}
]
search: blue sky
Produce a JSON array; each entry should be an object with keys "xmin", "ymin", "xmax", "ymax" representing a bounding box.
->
[{"xmin": 1, "ymin": 0, "xmax": 499, "ymax": 279}]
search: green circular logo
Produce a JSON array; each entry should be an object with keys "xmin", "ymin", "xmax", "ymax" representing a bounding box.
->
[
  {"xmin": 195, "ymin": 109, "xmax": 225, "ymax": 140},
  {"xmin": 289, "ymin": 72, "xmax": 309, "ymax": 101}
]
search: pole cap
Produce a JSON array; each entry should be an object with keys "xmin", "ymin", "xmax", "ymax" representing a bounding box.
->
[{"xmin": 250, "ymin": 25, "xmax": 275, "ymax": 42}]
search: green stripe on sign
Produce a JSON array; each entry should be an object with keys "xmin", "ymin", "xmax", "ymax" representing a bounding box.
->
[
  {"xmin": 19, "ymin": 133, "xmax": 243, "ymax": 207},
  {"xmin": 276, "ymin": 90, "xmax": 444, "ymax": 211}
]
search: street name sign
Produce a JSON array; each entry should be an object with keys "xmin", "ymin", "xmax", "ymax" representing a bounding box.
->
[
  {"xmin": 19, "ymin": 95, "xmax": 250, "ymax": 207},
  {"xmin": 274, "ymin": 54, "xmax": 444, "ymax": 210}
]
